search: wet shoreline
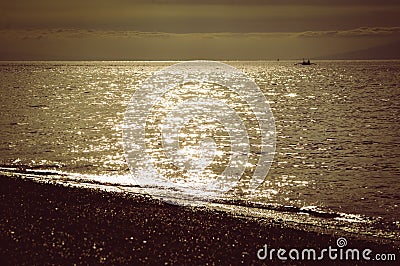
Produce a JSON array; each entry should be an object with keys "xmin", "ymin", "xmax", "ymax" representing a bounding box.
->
[{"xmin": 1, "ymin": 175, "xmax": 398, "ymax": 264}]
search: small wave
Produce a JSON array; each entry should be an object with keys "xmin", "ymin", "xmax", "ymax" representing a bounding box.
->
[
  {"xmin": 1, "ymin": 166, "xmax": 399, "ymax": 243},
  {"xmin": 29, "ymin": 104, "xmax": 49, "ymax": 109},
  {"xmin": 0, "ymin": 166, "xmax": 382, "ymax": 222},
  {"xmin": 0, "ymin": 166, "xmax": 139, "ymax": 188},
  {"xmin": 211, "ymin": 198, "xmax": 340, "ymax": 219},
  {"xmin": 0, "ymin": 166, "xmax": 64, "ymax": 176},
  {"xmin": 0, "ymin": 166, "xmax": 374, "ymax": 223}
]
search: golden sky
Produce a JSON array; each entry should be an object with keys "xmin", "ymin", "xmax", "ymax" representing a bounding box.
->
[{"xmin": 1, "ymin": 0, "xmax": 399, "ymax": 60}]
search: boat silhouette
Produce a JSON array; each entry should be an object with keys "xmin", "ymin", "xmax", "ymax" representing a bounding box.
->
[{"xmin": 295, "ymin": 59, "xmax": 315, "ymax": 65}]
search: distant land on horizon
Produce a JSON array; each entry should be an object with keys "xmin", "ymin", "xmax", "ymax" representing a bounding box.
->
[
  {"xmin": 1, "ymin": 45, "xmax": 399, "ymax": 61},
  {"xmin": 0, "ymin": 36, "xmax": 399, "ymax": 61},
  {"xmin": 317, "ymin": 41, "xmax": 400, "ymax": 60}
]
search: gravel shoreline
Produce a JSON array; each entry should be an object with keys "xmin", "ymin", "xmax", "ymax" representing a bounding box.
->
[{"xmin": 1, "ymin": 175, "xmax": 398, "ymax": 265}]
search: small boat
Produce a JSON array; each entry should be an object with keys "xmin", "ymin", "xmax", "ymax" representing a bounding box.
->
[{"xmin": 295, "ymin": 59, "xmax": 315, "ymax": 65}]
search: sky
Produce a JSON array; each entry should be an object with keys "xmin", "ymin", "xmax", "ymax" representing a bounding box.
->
[{"xmin": 0, "ymin": 0, "xmax": 399, "ymax": 60}]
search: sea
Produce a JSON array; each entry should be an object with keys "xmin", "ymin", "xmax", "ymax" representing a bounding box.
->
[{"xmin": 1, "ymin": 60, "xmax": 399, "ymax": 243}]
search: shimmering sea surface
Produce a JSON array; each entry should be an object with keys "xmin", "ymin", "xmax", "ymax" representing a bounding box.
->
[{"xmin": 1, "ymin": 61, "xmax": 399, "ymax": 239}]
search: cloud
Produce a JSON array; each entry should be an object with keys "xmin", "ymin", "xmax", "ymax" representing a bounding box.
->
[
  {"xmin": 1, "ymin": 2, "xmax": 399, "ymax": 34},
  {"xmin": 0, "ymin": 29, "xmax": 290, "ymax": 40},
  {"xmin": 297, "ymin": 27, "xmax": 400, "ymax": 38},
  {"xmin": 1, "ymin": 27, "xmax": 399, "ymax": 60},
  {"xmin": 3, "ymin": 27, "xmax": 399, "ymax": 41}
]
